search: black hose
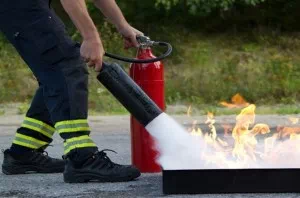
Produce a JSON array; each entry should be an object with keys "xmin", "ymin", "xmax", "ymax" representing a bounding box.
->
[{"xmin": 104, "ymin": 42, "xmax": 172, "ymax": 63}]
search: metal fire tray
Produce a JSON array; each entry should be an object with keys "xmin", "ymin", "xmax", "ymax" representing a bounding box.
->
[{"xmin": 163, "ymin": 169, "xmax": 300, "ymax": 194}]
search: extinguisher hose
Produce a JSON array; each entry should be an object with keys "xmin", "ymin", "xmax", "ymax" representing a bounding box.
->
[
  {"xmin": 104, "ymin": 41, "xmax": 172, "ymax": 63},
  {"xmin": 97, "ymin": 62, "xmax": 163, "ymax": 126}
]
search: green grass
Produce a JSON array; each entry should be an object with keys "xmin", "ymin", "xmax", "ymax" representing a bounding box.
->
[
  {"xmin": 163, "ymin": 31, "xmax": 300, "ymax": 106},
  {"xmin": 2, "ymin": 102, "xmax": 299, "ymax": 116},
  {"xmin": 167, "ymin": 104, "xmax": 300, "ymax": 116},
  {"xmin": 1, "ymin": 26, "xmax": 300, "ymax": 114}
]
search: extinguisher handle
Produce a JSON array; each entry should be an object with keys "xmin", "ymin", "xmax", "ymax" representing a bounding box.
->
[
  {"xmin": 75, "ymin": 36, "xmax": 173, "ymax": 63},
  {"xmin": 136, "ymin": 35, "xmax": 153, "ymax": 46},
  {"xmin": 104, "ymin": 41, "xmax": 173, "ymax": 63}
]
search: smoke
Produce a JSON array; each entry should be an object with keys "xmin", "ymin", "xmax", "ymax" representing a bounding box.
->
[
  {"xmin": 146, "ymin": 113, "xmax": 205, "ymax": 170},
  {"xmin": 262, "ymin": 139, "xmax": 300, "ymax": 168},
  {"xmin": 145, "ymin": 113, "xmax": 300, "ymax": 170}
]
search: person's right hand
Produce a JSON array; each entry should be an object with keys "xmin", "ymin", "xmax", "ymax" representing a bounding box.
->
[{"xmin": 80, "ymin": 37, "xmax": 105, "ymax": 72}]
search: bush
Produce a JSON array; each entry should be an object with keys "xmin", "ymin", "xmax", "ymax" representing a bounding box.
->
[
  {"xmin": 1, "ymin": 1, "xmax": 300, "ymax": 113},
  {"xmin": 156, "ymin": 0, "xmax": 266, "ymax": 16}
]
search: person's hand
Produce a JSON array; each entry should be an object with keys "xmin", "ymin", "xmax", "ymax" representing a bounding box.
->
[
  {"xmin": 80, "ymin": 37, "xmax": 105, "ymax": 72},
  {"xmin": 117, "ymin": 24, "xmax": 144, "ymax": 49}
]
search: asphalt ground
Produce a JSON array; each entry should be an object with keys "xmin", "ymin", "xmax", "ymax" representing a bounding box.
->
[{"xmin": 0, "ymin": 115, "xmax": 300, "ymax": 198}]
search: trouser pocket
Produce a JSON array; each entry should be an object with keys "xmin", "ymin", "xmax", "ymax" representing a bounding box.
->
[{"xmin": 13, "ymin": 15, "xmax": 75, "ymax": 66}]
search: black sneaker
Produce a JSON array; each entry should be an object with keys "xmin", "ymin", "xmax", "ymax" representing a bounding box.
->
[
  {"xmin": 1, "ymin": 149, "xmax": 65, "ymax": 175},
  {"xmin": 63, "ymin": 149, "xmax": 141, "ymax": 183}
]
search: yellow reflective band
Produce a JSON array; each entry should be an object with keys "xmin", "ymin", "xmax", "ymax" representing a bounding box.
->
[
  {"xmin": 64, "ymin": 143, "xmax": 97, "ymax": 155},
  {"xmin": 12, "ymin": 140, "xmax": 38, "ymax": 149},
  {"xmin": 21, "ymin": 117, "xmax": 55, "ymax": 138},
  {"xmin": 64, "ymin": 135, "xmax": 91, "ymax": 145},
  {"xmin": 57, "ymin": 127, "xmax": 90, "ymax": 133},
  {"xmin": 55, "ymin": 119, "xmax": 90, "ymax": 134},
  {"xmin": 64, "ymin": 135, "xmax": 97, "ymax": 154},
  {"xmin": 15, "ymin": 133, "xmax": 49, "ymax": 145},
  {"xmin": 55, "ymin": 120, "xmax": 88, "ymax": 127},
  {"xmin": 24, "ymin": 117, "xmax": 55, "ymax": 131},
  {"xmin": 21, "ymin": 124, "xmax": 53, "ymax": 138},
  {"xmin": 13, "ymin": 133, "xmax": 48, "ymax": 149}
]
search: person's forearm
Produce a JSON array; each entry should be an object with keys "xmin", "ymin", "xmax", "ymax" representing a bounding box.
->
[
  {"xmin": 93, "ymin": 0, "xmax": 129, "ymax": 30},
  {"xmin": 60, "ymin": 0, "xmax": 99, "ymax": 40}
]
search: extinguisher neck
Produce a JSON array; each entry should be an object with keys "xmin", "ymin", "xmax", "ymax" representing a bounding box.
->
[{"xmin": 137, "ymin": 47, "xmax": 154, "ymax": 57}]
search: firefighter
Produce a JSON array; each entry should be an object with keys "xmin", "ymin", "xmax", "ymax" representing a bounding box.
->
[{"xmin": 1, "ymin": 0, "xmax": 142, "ymax": 183}]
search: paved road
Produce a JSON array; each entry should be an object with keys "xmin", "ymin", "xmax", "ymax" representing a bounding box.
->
[{"xmin": 0, "ymin": 115, "xmax": 300, "ymax": 198}]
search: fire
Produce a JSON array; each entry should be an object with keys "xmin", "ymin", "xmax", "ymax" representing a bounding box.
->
[
  {"xmin": 220, "ymin": 93, "xmax": 250, "ymax": 108},
  {"xmin": 187, "ymin": 105, "xmax": 192, "ymax": 117},
  {"xmin": 189, "ymin": 120, "xmax": 203, "ymax": 137},
  {"xmin": 187, "ymin": 94, "xmax": 300, "ymax": 168},
  {"xmin": 277, "ymin": 126, "xmax": 300, "ymax": 138},
  {"xmin": 289, "ymin": 117, "xmax": 299, "ymax": 125},
  {"xmin": 205, "ymin": 112, "xmax": 217, "ymax": 141}
]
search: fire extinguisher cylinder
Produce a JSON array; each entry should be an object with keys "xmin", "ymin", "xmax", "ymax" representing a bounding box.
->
[{"xmin": 97, "ymin": 62, "xmax": 163, "ymax": 126}]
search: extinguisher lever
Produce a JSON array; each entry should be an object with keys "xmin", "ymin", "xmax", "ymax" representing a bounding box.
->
[{"xmin": 136, "ymin": 35, "xmax": 155, "ymax": 47}]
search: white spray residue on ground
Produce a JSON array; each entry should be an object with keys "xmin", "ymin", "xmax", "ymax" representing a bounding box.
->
[{"xmin": 146, "ymin": 113, "xmax": 205, "ymax": 170}]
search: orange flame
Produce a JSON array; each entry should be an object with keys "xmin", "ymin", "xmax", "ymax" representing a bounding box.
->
[
  {"xmin": 187, "ymin": 93, "xmax": 300, "ymax": 168},
  {"xmin": 220, "ymin": 93, "xmax": 250, "ymax": 108},
  {"xmin": 277, "ymin": 126, "xmax": 300, "ymax": 139}
]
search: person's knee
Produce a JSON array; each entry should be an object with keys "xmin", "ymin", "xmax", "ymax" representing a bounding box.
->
[
  {"xmin": 61, "ymin": 58, "xmax": 89, "ymax": 119},
  {"xmin": 42, "ymin": 57, "xmax": 89, "ymax": 121}
]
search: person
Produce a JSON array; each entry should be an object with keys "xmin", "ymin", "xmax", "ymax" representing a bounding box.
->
[{"xmin": 0, "ymin": 0, "xmax": 143, "ymax": 183}]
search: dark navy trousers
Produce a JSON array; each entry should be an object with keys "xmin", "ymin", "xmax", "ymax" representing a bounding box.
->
[{"xmin": 0, "ymin": 0, "xmax": 97, "ymax": 153}]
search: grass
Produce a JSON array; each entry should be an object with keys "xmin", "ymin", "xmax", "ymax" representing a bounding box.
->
[
  {"xmin": 166, "ymin": 104, "xmax": 300, "ymax": 116},
  {"xmin": 1, "ymin": 102, "xmax": 298, "ymax": 116},
  {"xmin": 1, "ymin": 25, "xmax": 300, "ymax": 114},
  {"xmin": 162, "ymin": 31, "xmax": 300, "ymax": 106}
]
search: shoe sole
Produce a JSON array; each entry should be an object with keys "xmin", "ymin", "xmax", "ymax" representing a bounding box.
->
[
  {"xmin": 64, "ymin": 171, "xmax": 141, "ymax": 183},
  {"xmin": 2, "ymin": 164, "xmax": 64, "ymax": 175}
]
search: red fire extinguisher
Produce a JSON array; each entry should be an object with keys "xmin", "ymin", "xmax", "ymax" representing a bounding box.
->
[
  {"xmin": 102, "ymin": 35, "xmax": 172, "ymax": 173},
  {"xmin": 130, "ymin": 47, "xmax": 165, "ymax": 173}
]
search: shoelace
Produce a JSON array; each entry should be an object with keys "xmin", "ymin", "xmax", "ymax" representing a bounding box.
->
[
  {"xmin": 36, "ymin": 148, "xmax": 49, "ymax": 156},
  {"xmin": 41, "ymin": 151, "xmax": 49, "ymax": 156},
  {"xmin": 34, "ymin": 150, "xmax": 58, "ymax": 163},
  {"xmin": 32, "ymin": 144, "xmax": 53, "ymax": 158},
  {"xmin": 94, "ymin": 149, "xmax": 118, "ymax": 168}
]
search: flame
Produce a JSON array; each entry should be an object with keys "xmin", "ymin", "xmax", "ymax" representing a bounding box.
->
[
  {"xmin": 187, "ymin": 105, "xmax": 192, "ymax": 117},
  {"xmin": 186, "ymin": 93, "xmax": 300, "ymax": 168},
  {"xmin": 277, "ymin": 126, "xmax": 300, "ymax": 138},
  {"xmin": 187, "ymin": 106, "xmax": 203, "ymax": 137},
  {"xmin": 251, "ymin": 124, "xmax": 270, "ymax": 135},
  {"xmin": 205, "ymin": 112, "xmax": 217, "ymax": 141},
  {"xmin": 220, "ymin": 93, "xmax": 250, "ymax": 108},
  {"xmin": 289, "ymin": 117, "xmax": 299, "ymax": 125},
  {"xmin": 188, "ymin": 119, "xmax": 203, "ymax": 137}
]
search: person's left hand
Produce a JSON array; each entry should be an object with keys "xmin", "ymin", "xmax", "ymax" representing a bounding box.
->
[{"xmin": 117, "ymin": 24, "xmax": 143, "ymax": 49}]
